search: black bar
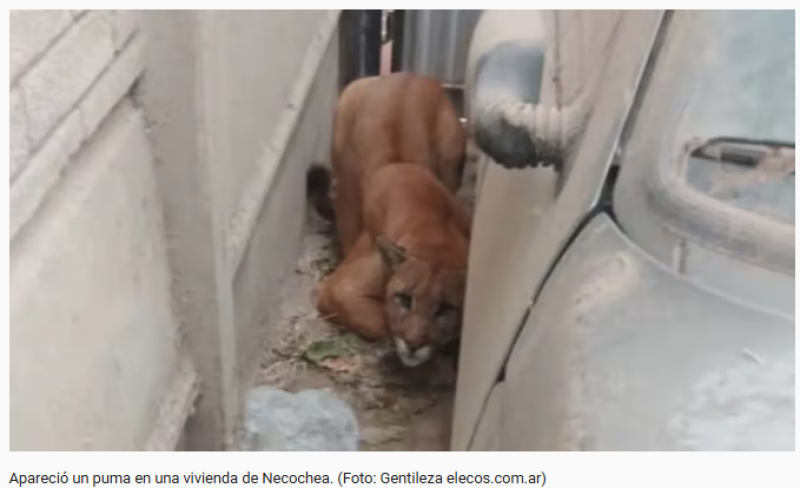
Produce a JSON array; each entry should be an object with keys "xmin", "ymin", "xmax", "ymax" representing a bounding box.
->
[
  {"xmin": 338, "ymin": 10, "xmax": 382, "ymax": 89},
  {"xmin": 390, "ymin": 10, "xmax": 406, "ymax": 72}
]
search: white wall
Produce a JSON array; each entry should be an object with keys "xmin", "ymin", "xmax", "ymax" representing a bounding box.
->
[
  {"xmin": 10, "ymin": 10, "xmax": 341, "ymax": 450},
  {"xmin": 140, "ymin": 10, "xmax": 340, "ymax": 450},
  {"xmin": 10, "ymin": 10, "xmax": 189, "ymax": 450},
  {"xmin": 204, "ymin": 11, "xmax": 330, "ymax": 228}
]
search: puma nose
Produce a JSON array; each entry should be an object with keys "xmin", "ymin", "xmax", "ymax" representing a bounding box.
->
[
  {"xmin": 393, "ymin": 337, "xmax": 433, "ymax": 368},
  {"xmin": 395, "ymin": 337, "xmax": 424, "ymax": 353}
]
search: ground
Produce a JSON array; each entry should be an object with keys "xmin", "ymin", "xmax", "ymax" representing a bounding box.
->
[{"xmin": 245, "ymin": 146, "xmax": 477, "ymax": 451}]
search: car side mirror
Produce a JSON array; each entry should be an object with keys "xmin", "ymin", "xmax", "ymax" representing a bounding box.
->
[{"xmin": 470, "ymin": 41, "xmax": 554, "ymax": 171}]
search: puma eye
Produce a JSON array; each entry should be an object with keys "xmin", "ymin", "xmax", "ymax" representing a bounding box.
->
[
  {"xmin": 435, "ymin": 302, "xmax": 457, "ymax": 318},
  {"xmin": 395, "ymin": 293, "xmax": 413, "ymax": 310}
]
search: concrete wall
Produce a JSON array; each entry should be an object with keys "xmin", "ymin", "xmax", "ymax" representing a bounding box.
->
[
  {"xmin": 10, "ymin": 10, "xmax": 190, "ymax": 450},
  {"xmin": 10, "ymin": 10, "xmax": 341, "ymax": 450}
]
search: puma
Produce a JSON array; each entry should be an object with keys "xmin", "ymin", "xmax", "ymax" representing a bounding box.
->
[{"xmin": 308, "ymin": 73, "xmax": 471, "ymax": 367}]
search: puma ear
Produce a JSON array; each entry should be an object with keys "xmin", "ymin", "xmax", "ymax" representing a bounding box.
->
[{"xmin": 375, "ymin": 235, "xmax": 407, "ymax": 271}]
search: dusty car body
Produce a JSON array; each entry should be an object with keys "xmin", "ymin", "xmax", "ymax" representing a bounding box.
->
[{"xmin": 453, "ymin": 10, "xmax": 795, "ymax": 450}]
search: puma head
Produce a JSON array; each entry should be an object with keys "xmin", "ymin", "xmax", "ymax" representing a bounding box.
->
[{"xmin": 375, "ymin": 235, "xmax": 467, "ymax": 368}]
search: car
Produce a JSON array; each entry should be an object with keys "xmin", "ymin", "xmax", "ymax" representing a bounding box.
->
[{"xmin": 452, "ymin": 9, "xmax": 795, "ymax": 451}]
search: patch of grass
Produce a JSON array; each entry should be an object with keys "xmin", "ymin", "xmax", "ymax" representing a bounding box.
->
[{"xmin": 303, "ymin": 333, "xmax": 367, "ymax": 365}]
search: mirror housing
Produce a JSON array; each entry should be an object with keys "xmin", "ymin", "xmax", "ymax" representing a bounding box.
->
[{"xmin": 471, "ymin": 41, "xmax": 552, "ymax": 170}]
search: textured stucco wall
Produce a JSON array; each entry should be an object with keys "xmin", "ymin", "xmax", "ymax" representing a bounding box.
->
[
  {"xmin": 10, "ymin": 9, "xmax": 341, "ymax": 451},
  {"xmin": 9, "ymin": 10, "xmax": 185, "ymax": 450}
]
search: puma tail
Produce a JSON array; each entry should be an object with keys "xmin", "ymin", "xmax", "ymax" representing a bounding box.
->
[{"xmin": 306, "ymin": 163, "xmax": 336, "ymax": 222}]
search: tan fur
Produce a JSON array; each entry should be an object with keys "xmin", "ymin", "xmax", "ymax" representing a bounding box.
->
[{"xmin": 314, "ymin": 73, "xmax": 470, "ymax": 367}]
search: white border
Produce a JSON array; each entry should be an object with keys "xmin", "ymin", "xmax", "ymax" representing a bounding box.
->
[{"xmin": 3, "ymin": 6, "xmax": 798, "ymax": 487}]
